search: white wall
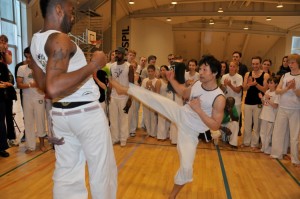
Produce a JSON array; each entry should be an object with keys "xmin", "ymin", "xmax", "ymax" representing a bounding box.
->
[
  {"xmin": 130, "ymin": 18, "xmax": 173, "ymax": 67},
  {"xmin": 264, "ymin": 37, "xmax": 286, "ymax": 73}
]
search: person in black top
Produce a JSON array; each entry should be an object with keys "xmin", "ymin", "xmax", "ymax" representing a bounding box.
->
[
  {"xmin": 232, "ymin": 51, "xmax": 248, "ymax": 79},
  {"xmin": 0, "ymin": 62, "xmax": 11, "ymax": 157},
  {"xmin": 242, "ymin": 56, "xmax": 269, "ymax": 149},
  {"xmin": 276, "ymin": 55, "xmax": 290, "ymax": 78},
  {"xmin": 93, "ymin": 69, "xmax": 108, "ymax": 112}
]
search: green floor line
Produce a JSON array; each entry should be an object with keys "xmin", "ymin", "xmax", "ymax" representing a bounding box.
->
[
  {"xmin": 117, "ymin": 135, "xmax": 146, "ymax": 171},
  {"xmin": 216, "ymin": 145, "xmax": 232, "ymax": 199},
  {"xmin": 0, "ymin": 149, "xmax": 51, "ymax": 178},
  {"xmin": 276, "ymin": 159, "xmax": 300, "ymax": 186}
]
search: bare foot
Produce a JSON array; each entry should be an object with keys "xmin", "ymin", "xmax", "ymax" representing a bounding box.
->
[
  {"xmin": 25, "ymin": 149, "xmax": 34, "ymax": 154},
  {"xmin": 109, "ymin": 78, "xmax": 128, "ymax": 95},
  {"xmin": 40, "ymin": 145, "xmax": 47, "ymax": 152},
  {"xmin": 283, "ymin": 154, "xmax": 291, "ymax": 161},
  {"xmin": 251, "ymin": 147, "xmax": 261, "ymax": 152},
  {"xmin": 240, "ymin": 144, "xmax": 249, "ymax": 148}
]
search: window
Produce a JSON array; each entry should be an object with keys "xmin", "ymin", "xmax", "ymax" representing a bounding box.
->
[
  {"xmin": 291, "ymin": 36, "xmax": 300, "ymax": 54},
  {"xmin": 1, "ymin": 20, "xmax": 17, "ymax": 45},
  {"xmin": 0, "ymin": 0, "xmax": 28, "ymax": 77},
  {"xmin": 0, "ymin": 0, "xmax": 14, "ymax": 22}
]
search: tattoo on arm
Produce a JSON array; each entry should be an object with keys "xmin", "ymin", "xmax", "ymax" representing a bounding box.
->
[{"xmin": 50, "ymin": 48, "xmax": 68, "ymax": 71}]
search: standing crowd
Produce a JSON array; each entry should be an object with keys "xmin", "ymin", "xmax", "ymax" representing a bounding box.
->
[{"xmin": 0, "ymin": 0, "xmax": 299, "ymax": 199}]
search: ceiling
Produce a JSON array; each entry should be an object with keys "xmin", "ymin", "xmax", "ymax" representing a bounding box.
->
[
  {"xmin": 75, "ymin": 0, "xmax": 300, "ymax": 34},
  {"xmin": 67, "ymin": 0, "xmax": 300, "ymax": 68}
]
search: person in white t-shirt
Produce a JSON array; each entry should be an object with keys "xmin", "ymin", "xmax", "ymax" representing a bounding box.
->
[
  {"xmin": 220, "ymin": 61, "xmax": 243, "ymax": 115},
  {"xmin": 16, "ymin": 50, "xmax": 46, "ymax": 153},
  {"xmin": 110, "ymin": 47, "xmax": 134, "ymax": 146},
  {"xmin": 258, "ymin": 76, "xmax": 279, "ymax": 154},
  {"xmin": 271, "ymin": 54, "xmax": 300, "ymax": 167}
]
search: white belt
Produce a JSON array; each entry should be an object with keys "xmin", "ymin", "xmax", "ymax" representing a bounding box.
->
[{"xmin": 52, "ymin": 104, "xmax": 100, "ymax": 116}]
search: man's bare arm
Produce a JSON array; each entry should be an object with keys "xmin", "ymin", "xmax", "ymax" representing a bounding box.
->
[{"xmin": 45, "ymin": 33, "xmax": 106, "ymax": 98}]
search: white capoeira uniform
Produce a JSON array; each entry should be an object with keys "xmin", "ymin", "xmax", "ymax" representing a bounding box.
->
[
  {"xmin": 110, "ymin": 62, "xmax": 130, "ymax": 144},
  {"xmin": 17, "ymin": 64, "xmax": 46, "ymax": 151},
  {"xmin": 220, "ymin": 73, "xmax": 243, "ymax": 115},
  {"xmin": 259, "ymin": 89, "xmax": 279, "ymax": 154},
  {"xmin": 31, "ymin": 30, "xmax": 117, "ymax": 199},
  {"xmin": 157, "ymin": 79, "xmax": 171, "ymax": 140},
  {"xmin": 166, "ymin": 90, "xmax": 183, "ymax": 144},
  {"xmin": 271, "ymin": 72, "xmax": 300, "ymax": 164},
  {"xmin": 127, "ymin": 80, "xmax": 224, "ymax": 185},
  {"xmin": 128, "ymin": 66, "xmax": 140, "ymax": 135},
  {"xmin": 141, "ymin": 77, "xmax": 158, "ymax": 137}
]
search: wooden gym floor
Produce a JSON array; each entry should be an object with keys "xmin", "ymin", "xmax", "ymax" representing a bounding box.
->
[{"xmin": 0, "ymin": 101, "xmax": 299, "ymax": 199}]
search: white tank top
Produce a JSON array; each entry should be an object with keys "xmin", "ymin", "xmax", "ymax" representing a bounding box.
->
[
  {"xmin": 159, "ymin": 79, "xmax": 168, "ymax": 97},
  {"xmin": 30, "ymin": 30, "xmax": 99, "ymax": 102},
  {"xmin": 110, "ymin": 62, "xmax": 130, "ymax": 99},
  {"xmin": 182, "ymin": 80, "xmax": 224, "ymax": 132}
]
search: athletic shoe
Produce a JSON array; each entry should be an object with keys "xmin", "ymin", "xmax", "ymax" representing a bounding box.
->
[
  {"xmin": 8, "ymin": 139, "xmax": 19, "ymax": 147},
  {"xmin": 15, "ymin": 131, "xmax": 24, "ymax": 146}
]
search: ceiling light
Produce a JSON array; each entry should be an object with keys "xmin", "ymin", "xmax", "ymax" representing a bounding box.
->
[
  {"xmin": 129, "ymin": 0, "xmax": 135, "ymax": 5},
  {"xmin": 218, "ymin": 8, "xmax": 223, "ymax": 13},
  {"xmin": 266, "ymin": 16, "xmax": 272, "ymax": 21},
  {"xmin": 171, "ymin": 1, "xmax": 177, "ymax": 5},
  {"xmin": 276, "ymin": 2, "xmax": 283, "ymax": 8},
  {"xmin": 166, "ymin": 17, "xmax": 172, "ymax": 22},
  {"xmin": 243, "ymin": 26, "xmax": 249, "ymax": 30},
  {"xmin": 209, "ymin": 19, "xmax": 215, "ymax": 25}
]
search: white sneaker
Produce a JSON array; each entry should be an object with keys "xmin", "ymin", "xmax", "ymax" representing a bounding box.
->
[
  {"xmin": 7, "ymin": 139, "xmax": 19, "ymax": 147},
  {"xmin": 15, "ymin": 131, "xmax": 24, "ymax": 146}
]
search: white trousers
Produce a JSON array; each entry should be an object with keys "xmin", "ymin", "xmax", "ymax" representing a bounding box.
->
[
  {"xmin": 23, "ymin": 96, "xmax": 46, "ymax": 150},
  {"xmin": 128, "ymin": 98, "xmax": 140, "ymax": 134},
  {"xmin": 259, "ymin": 120, "xmax": 274, "ymax": 154},
  {"xmin": 143, "ymin": 104, "xmax": 157, "ymax": 137},
  {"xmin": 109, "ymin": 97, "xmax": 129, "ymax": 143},
  {"xmin": 157, "ymin": 113, "xmax": 170, "ymax": 140},
  {"xmin": 271, "ymin": 107, "xmax": 300, "ymax": 164},
  {"xmin": 166, "ymin": 92, "xmax": 183, "ymax": 144},
  {"xmin": 221, "ymin": 121, "xmax": 239, "ymax": 146},
  {"xmin": 243, "ymin": 104, "xmax": 262, "ymax": 147},
  {"xmin": 128, "ymin": 84, "xmax": 199, "ymax": 185},
  {"xmin": 45, "ymin": 99, "xmax": 54, "ymax": 136},
  {"xmin": 51, "ymin": 101, "xmax": 117, "ymax": 199}
]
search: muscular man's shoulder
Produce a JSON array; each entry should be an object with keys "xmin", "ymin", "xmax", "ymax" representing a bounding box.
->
[
  {"xmin": 47, "ymin": 33, "xmax": 73, "ymax": 47},
  {"xmin": 45, "ymin": 32, "xmax": 76, "ymax": 55}
]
